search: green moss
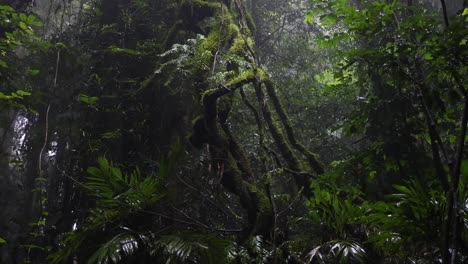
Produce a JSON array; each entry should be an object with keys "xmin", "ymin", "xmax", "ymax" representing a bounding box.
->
[
  {"xmin": 108, "ymin": 47, "xmax": 145, "ymax": 56},
  {"xmin": 225, "ymin": 23, "xmax": 241, "ymax": 38},
  {"xmin": 228, "ymin": 36, "xmax": 246, "ymax": 56},
  {"xmin": 271, "ymin": 119, "xmax": 301, "ymax": 170},
  {"xmin": 221, "ymin": 155, "xmax": 245, "ymax": 193},
  {"xmin": 253, "ymin": 83, "xmax": 301, "ymax": 172},
  {"xmin": 191, "ymin": 115, "xmax": 203, "ymax": 125},
  {"xmin": 245, "ymin": 13, "xmax": 256, "ymax": 32},
  {"xmin": 217, "ymin": 93, "xmax": 233, "ymax": 124},
  {"xmin": 263, "ymin": 79, "xmax": 324, "ymax": 174},
  {"xmin": 247, "ymin": 184, "xmax": 269, "ymax": 213},
  {"xmin": 200, "ymin": 88, "xmax": 215, "ymax": 106},
  {"xmin": 189, "ymin": 116, "xmax": 209, "ymax": 148},
  {"xmin": 176, "ymin": 0, "xmax": 276, "ymax": 239},
  {"xmin": 225, "ymin": 69, "xmax": 254, "ymax": 86},
  {"xmin": 246, "ymin": 183, "xmax": 273, "ymax": 235},
  {"xmin": 200, "ymin": 10, "xmax": 240, "ymax": 53},
  {"xmin": 202, "ymin": 30, "xmax": 220, "ymax": 52}
]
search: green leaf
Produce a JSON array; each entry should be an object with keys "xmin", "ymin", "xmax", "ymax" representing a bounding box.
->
[
  {"xmin": 0, "ymin": 237, "xmax": 6, "ymax": 244},
  {"xmin": 462, "ymin": 8, "xmax": 468, "ymax": 16},
  {"xmin": 27, "ymin": 69, "xmax": 40, "ymax": 76},
  {"xmin": 461, "ymin": 160, "xmax": 468, "ymax": 180},
  {"xmin": 0, "ymin": 5, "xmax": 14, "ymax": 12},
  {"xmin": 321, "ymin": 14, "xmax": 338, "ymax": 26},
  {"xmin": 383, "ymin": 5, "xmax": 394, "ymax": 15},
  {"xmin": 87, "ymin": 233, "xmax": 140, "ymax": 264},
  {"xmin": 19, "ymin": 21, "xmax": 27, "ymax": 30},
  {"xmin": 392, "ymin": 184, "xmax": 410, "ymax": 194},
  {"xmin": 304, "ymin": 10, "xmax": 314, "ymax": 24},
  {"xmin": 79, "ymin": 94, "xmax": 99, "ymax": 106},
  {"xmin": 16, "ymin": 90, "xmax": 31, "ymax": 96},
  {"xmin": 0, "ymin": 59, "xmax": 7, "ymax": 68},
  {"xmin": 423, "ymin": 53, "xmax": 433, "ymax": 60}
]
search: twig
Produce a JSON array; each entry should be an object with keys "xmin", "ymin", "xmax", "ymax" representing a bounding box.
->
[
  {"xmin": 277, "ymin": 187, "xmax": 304, "ymax": 217},
  {"xmin": 351, "ymin": 136, "xmax": 369, "ymax": 145},
  {"xmin": 171, "ymin": 205, "xmax": 211, "ymax": 229},
  {"xmin": 54, "ymin": 49, "xmax": 61, "ymax": 88},
  {"xmin": 175, "ymin": 173, "xmax": 241, "ymax": 227},
  {"xmin": 138, "ymin": 208, "xmax": 241, "ymax": 234},
  {"xmin": 38, "ymin": 105, "xmax": 50, "ymax": 174},
  {"xmin": 211, "ymin": 5, "xmax": 225, "ymax": 77},
  {"xmin": 56, "ymin": 165, "xmax": 94, "ymax": 192}
]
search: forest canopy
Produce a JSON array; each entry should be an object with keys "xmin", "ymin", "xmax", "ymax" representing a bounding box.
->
[{"xmin": 0, "ymin": 0, "xmax": 467, "ymax": 263}]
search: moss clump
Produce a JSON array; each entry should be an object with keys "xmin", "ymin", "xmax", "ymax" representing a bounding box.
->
[
  {"xmin": 225, "ymin": 69, "xmax": 254, "ymax": 86},
  {"xmin": 202, "ymin": 30, "xmax": 220, "ymax": 52},
  {"xmin": 200, "ymin": 11, "xmax": 240, "ymax": 53},
  {"xmin": 225, "ymin": 23, "xmax": 241, "ymax": 39},
  {"xmin": 228, "ymin": 36, "xmax": 247, "ymax": 56},
  {"xmin": 255, "ymin": 68, "xmax": 267, "ymax": 80}
]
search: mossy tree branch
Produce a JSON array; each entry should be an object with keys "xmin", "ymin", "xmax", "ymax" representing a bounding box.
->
[
  {"xmin": 239, "ymin": 88, "xmax": 270, "ymax": 170},
  {"xmin": 180, "ymin": 0, "xmax": 324, "ymax": 239},
  {"xmin": 251, "ymin": 78, "xmax": 316, "ymax": 195},
  {"xmin": 263, "ymin": 79, "xmax": 325, "ymax": 175},
  {"xmin": 196, "ymin": 75, "xmax": 273, "ymax": 238}
]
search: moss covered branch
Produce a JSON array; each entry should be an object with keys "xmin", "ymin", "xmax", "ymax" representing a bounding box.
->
[
  {"xmin": 263, "ymin": 79, "xmax": 324, "ymax": 175},
  {"xmin": 192, "ymin": 73, "xmax": 273, "ymax": 238}
]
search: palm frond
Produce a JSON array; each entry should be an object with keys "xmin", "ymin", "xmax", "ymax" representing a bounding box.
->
[
  {"xmin": 86, "ymin": 157, "xmax": 165, "ymax": 210},
  {"xmin": 87, "ymin": 232, "xmax": 145, "ymax": 264},
  {"xmin": 307, "ymin": 240, "xmax": 365, "ymax": 264},
  {"xmin": 50, "ymin": 143, "xmax": 184, "ymax": 263},
  {"xmin": 151, "ymin": 232, "xmax": 233, "ymax": 264}
]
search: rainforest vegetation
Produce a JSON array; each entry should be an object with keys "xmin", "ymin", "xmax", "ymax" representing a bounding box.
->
[{"xmin": 0, "ymin": 0, "xmax": 467, "ymax": 263}]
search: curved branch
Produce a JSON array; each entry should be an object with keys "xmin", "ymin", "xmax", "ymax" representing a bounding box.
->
[{"xmin": 197, "ymin": 74, "xmax": 273, "ymax": 238}]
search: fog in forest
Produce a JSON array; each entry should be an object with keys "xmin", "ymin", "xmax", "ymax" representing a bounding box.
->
[{"xmin": 0, "ymin": 0, "xmax": 467, "ymax": 263}]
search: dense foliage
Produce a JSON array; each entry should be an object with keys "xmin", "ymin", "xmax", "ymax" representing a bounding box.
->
[{"xmin": 0, "ymin": 0, "xmax": 467, "ymax": 263}]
